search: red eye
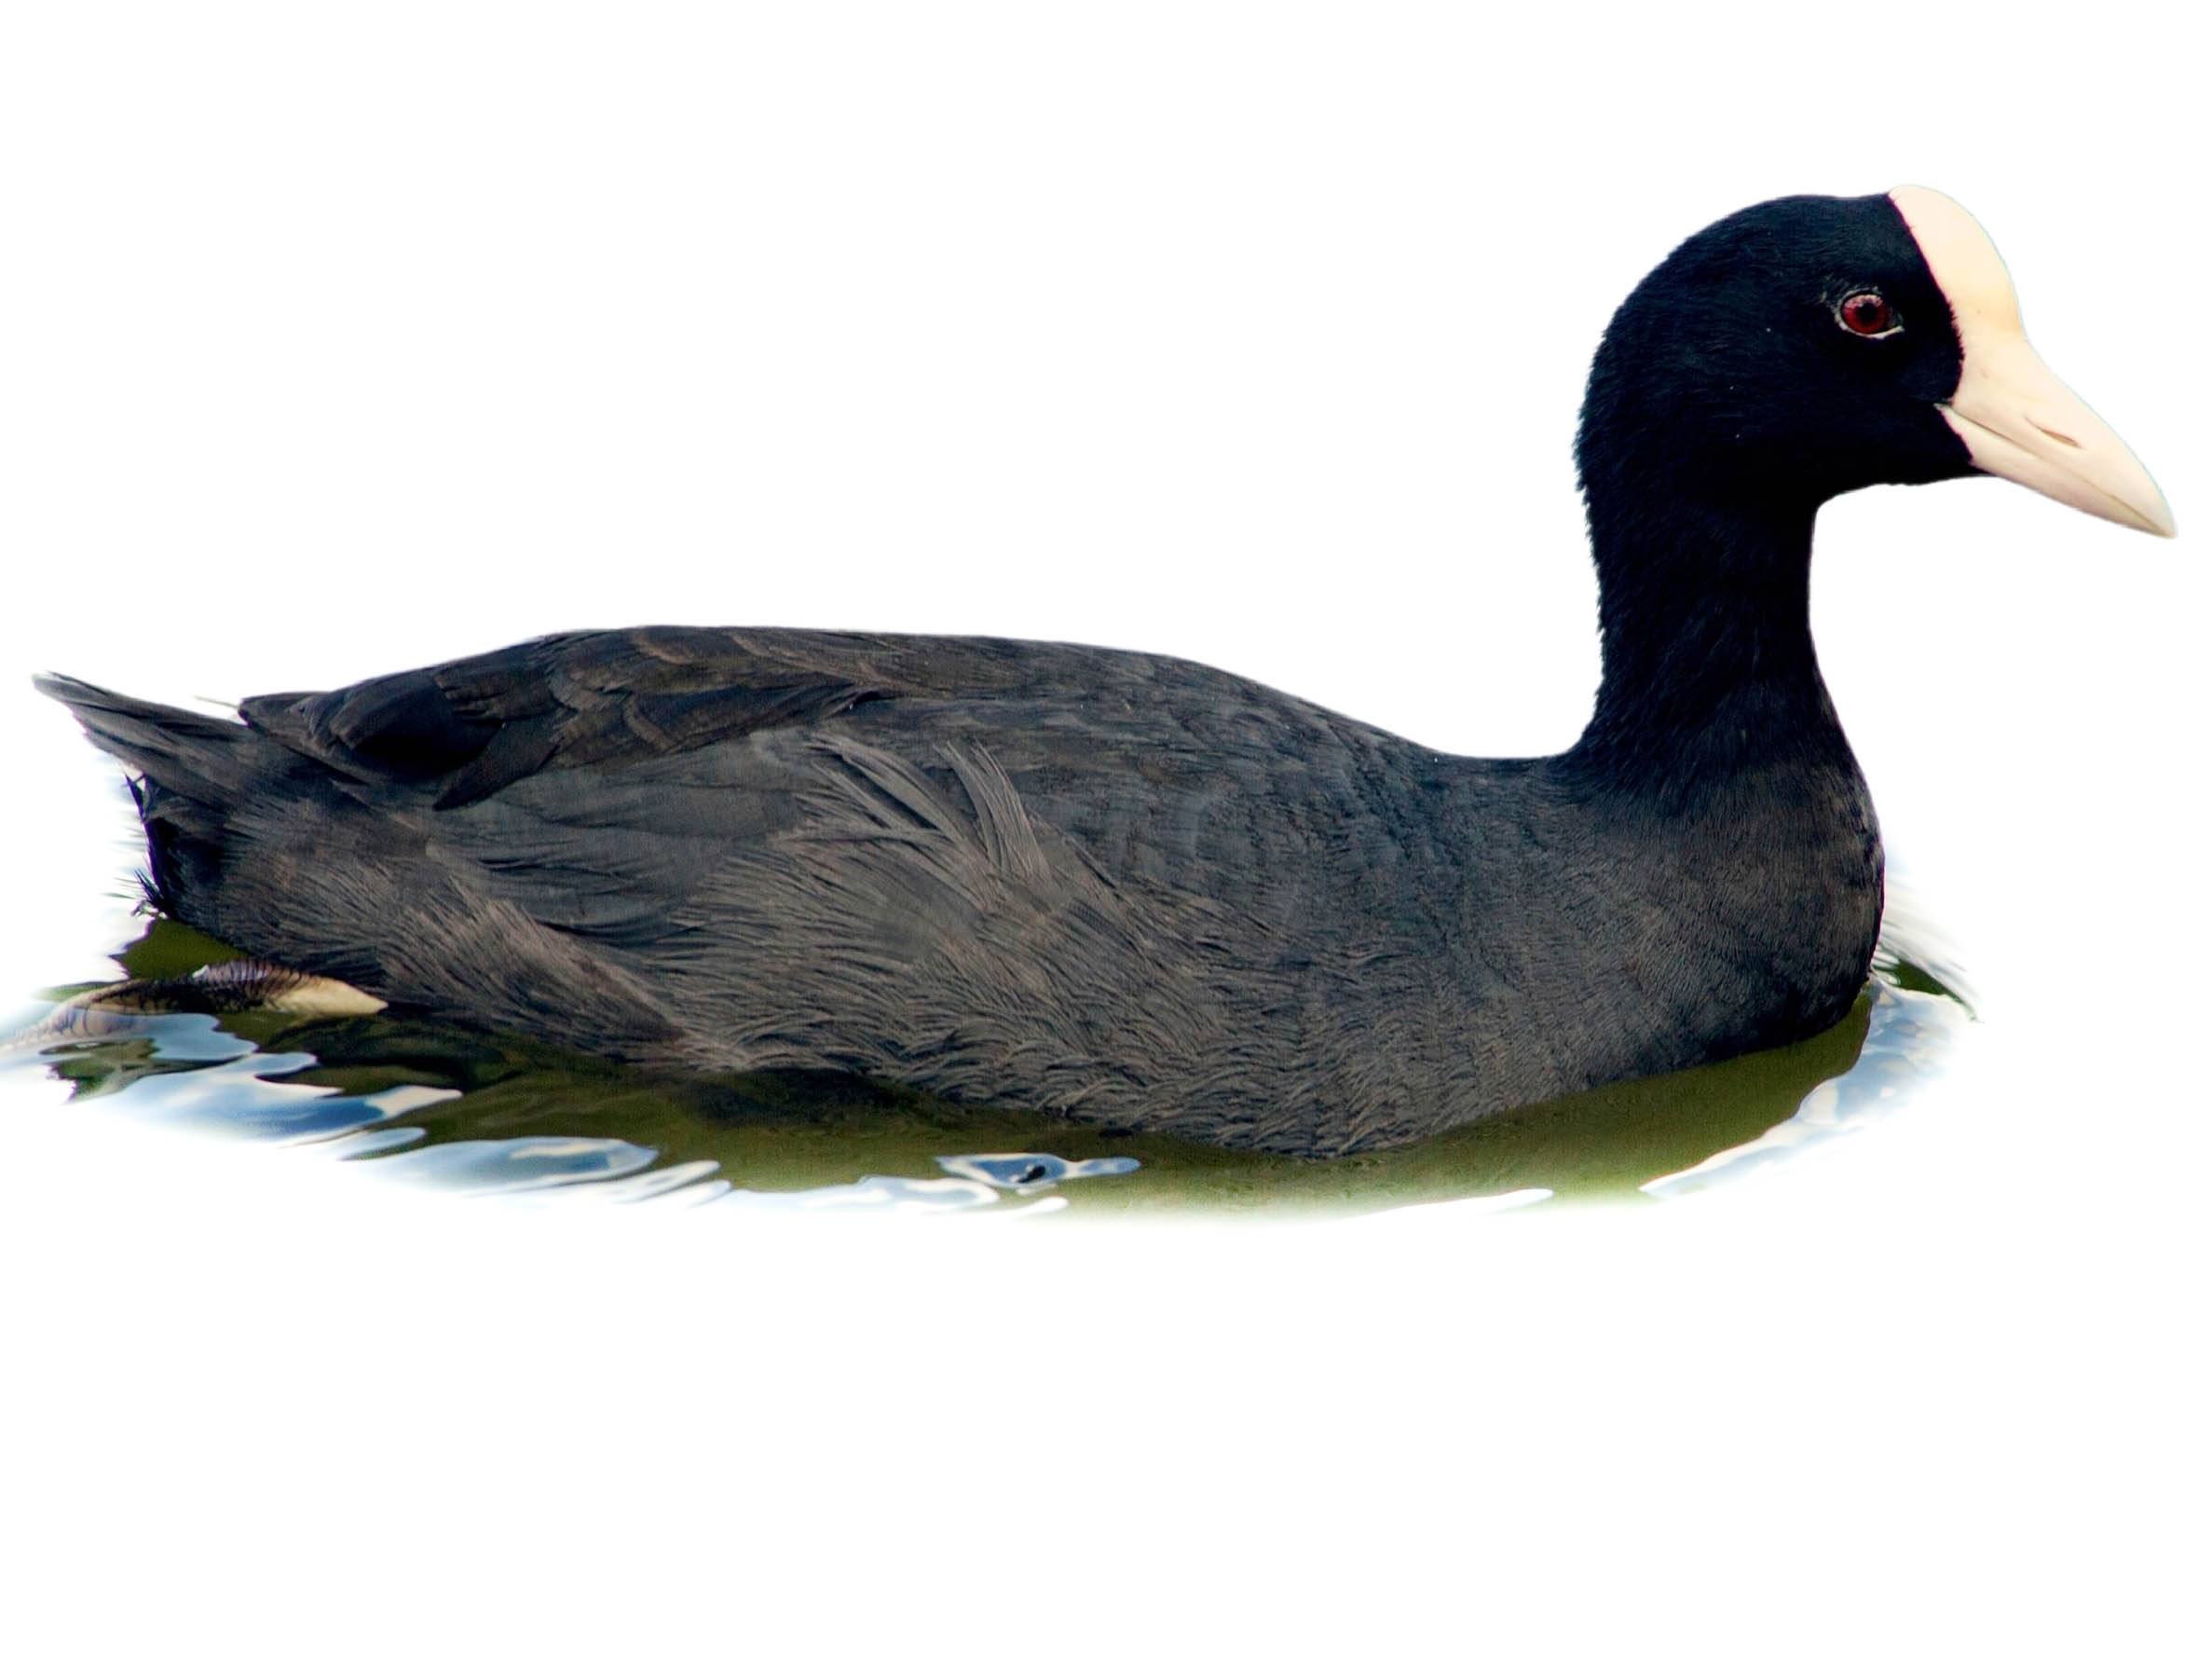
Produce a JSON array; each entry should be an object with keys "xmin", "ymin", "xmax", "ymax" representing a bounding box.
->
[{"xmin": 1837, "ymin": 291, "xmax": 1899, "ymax": 336}]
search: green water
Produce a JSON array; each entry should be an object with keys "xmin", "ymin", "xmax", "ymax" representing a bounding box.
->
[{"xmin": 5, "ymin": 912, "xmax": 1969, "ymax": 1216}]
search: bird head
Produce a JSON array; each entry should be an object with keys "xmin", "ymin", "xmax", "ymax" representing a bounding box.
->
[{"xmin": 1577, "ymin": 187, "xmax": 2173, "ymax": 538}]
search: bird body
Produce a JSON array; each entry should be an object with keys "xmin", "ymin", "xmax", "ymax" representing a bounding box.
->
[
  {"xmin": 37, "ymin": 624, "xmax": 1882, "ymax": 1155},
  {"xmin": 39, "ymin": 187, "xmax": 2172, "ymax": 1155}
]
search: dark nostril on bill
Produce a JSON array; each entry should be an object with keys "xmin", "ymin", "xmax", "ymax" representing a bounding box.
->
[{"xmin": 2029, "ymin": 419, "xmax": 2083, "ymax": 449}]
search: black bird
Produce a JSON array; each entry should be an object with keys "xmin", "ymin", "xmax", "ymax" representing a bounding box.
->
[{"xmin": 39, "ymin": 188, "xmax": 2172, "ymax": 1156}]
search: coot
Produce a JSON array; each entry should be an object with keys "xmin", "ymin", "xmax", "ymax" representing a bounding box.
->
[{"xmin": 40, "ymin": 187, "xmax": 2173, "ymax": 1155}]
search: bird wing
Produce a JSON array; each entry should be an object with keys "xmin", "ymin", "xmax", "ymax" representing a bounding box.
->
[
  {"xmin": 234, "ymin": 625, "xmax": 1439, "ymax": 949},
  {"xmin": 239, "ymin": 626, "xmax": 922, "ymax": 809}
]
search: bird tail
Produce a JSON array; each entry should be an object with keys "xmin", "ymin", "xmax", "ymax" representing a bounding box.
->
[{"xmin": 33, "ymin": 673, "xmax": 266, "ymax": 913}]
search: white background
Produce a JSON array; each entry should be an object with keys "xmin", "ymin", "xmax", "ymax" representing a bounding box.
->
[{"xmin": 1, "ymin": 4, "xmax": 2205, "ymax": 1653}]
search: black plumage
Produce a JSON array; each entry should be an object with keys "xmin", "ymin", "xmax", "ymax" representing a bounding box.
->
[{"xmin": 35, "ymin": 193, "xmax": 2084, "ymax": 1154}]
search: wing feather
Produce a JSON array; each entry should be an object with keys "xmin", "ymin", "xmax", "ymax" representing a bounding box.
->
[{"xmin": 240, "ymin": 628, "xmax": 899, "ymax": 807}]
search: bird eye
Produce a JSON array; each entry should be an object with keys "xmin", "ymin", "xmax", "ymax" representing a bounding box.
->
[{"xmin": 1837, "ymin": 291, "xmax": 1900, "ymax": 337}]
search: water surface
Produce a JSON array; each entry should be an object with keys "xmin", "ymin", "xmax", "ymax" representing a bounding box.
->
[{"xmin": 4, "ymin": 905, "xmax": 1969, "ymax": 1217}]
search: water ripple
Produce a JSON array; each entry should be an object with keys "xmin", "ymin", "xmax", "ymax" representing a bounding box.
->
[{"xmin": 4, "ymin": 910, "xmax": 1970, "ymax": 1217}]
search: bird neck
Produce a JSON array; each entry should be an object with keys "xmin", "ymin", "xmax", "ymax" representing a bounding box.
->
[{"xmin": 1564, "ymin": 483, "xmax": 1852, "ymax": 793}]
